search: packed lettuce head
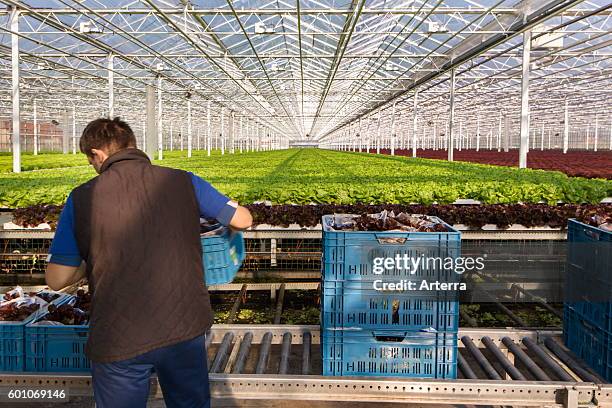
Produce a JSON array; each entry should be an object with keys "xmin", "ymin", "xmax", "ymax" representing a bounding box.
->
[{"xmin": 329, "ymin": 211, "xmax": 450, "ymax": 232}]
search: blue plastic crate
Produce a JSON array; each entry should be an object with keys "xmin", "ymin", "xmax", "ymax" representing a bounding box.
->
[
  {"xmin": 565, "ymin": 219, "xmax": 612, "ymax": 333},
  {"xmin": 25, "ymin": 295, "xmax": 90, "ymax": 372},
  {"xmin": 569, "ymin": 301, "xmax": 612, "ymax": 334},
  {"xmin": 202, "ymin": 229, "xmax": 245, "ymax": 285},
  {"xmin": 322, "ymin": 215, "xmax": 461, "ymax": 282},
  {"xmin": 563, "ymin": 306, "xmax": 612, "ymax": 382},
  {"xmin": 322, "ymin": 328, "xmax": 457, "ymax": 378},
  {"xmin": 0, "ymin": 292, "xmax": 68, "ymax": 372},
  {"xmin": 568, "ymin": 219, "xmax": 612, "ymax": 244},
  {"xmin": 322, "ymin": 280, "xmax": 459, "ymax": 332},
  {"xmin": 25, "ymin": 324, "xmax": 89, "ymax": 372},
  {"xmin": 0, "ymin": 316, "xmax": 37, "ymax": 372}
]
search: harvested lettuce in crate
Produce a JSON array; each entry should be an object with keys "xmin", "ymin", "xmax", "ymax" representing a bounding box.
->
[{"xmin": 328, "ymin": 210, "xmax": 449, "ymax": 232}]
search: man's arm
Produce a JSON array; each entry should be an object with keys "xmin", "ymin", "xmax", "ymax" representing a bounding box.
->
[
  {"xmin": 189, "ymin": 173, "xmax": 252, "ymax": 229},
  {"xmin": 46, "ymin": 194, "xmax": 84, "ymax": 290},
  {"xmin": 46, "ymin": 262, "xmax": 86, "ymax": 291},
  {"xmin": 228, "ymin": 202, "xmax": 253, "ymax": 230}
]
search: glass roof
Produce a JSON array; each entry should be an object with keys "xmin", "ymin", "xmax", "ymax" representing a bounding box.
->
[{"xmin": 0, "ymin": 0, "xmax": 610, "ymax": 143}]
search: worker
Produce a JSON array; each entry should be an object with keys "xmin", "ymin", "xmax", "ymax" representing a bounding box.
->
[{"xmin": 45, "ymin": 117, "xmax": 252, "ymax": 408}]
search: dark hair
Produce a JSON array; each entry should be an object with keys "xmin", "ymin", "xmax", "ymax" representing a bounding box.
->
[{"xmin": 79, "ymin": 117, "xmax": 137, "ymax": 157}]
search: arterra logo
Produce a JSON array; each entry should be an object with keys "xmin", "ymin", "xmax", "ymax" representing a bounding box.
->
[{"xmin": 372, "ymin": 279, "xmax": 467, "ymax": 292}]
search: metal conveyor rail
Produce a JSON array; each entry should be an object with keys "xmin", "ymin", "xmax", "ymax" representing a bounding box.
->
[{"xmin": 0, "ymin": 326, "xmax": 611, "ymax": 407}]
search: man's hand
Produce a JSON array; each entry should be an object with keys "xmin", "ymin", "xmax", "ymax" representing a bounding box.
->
[
  {"xmin": 229, "ymin": 205, "xmax": 253, "ymax": 230},
  {"xmin": 46, "ymin": 262, "xmax": 86, "ymax": 291}
]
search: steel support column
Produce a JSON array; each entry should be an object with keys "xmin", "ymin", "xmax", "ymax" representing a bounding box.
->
[
  {"xmin": 476, "ymin": 113, "xmax": 480, "ymax": 152},
  {"xmin": 497, "ymin": 112, "xmax": 502, "ymax": 152},
  {"xmin": 239, "ymin": 116, "xmax": 243, "ymax": 153},
  {"xmin": 412, "ymin": 91, "xmax": 418, "ymax": 157},
  {"xmin": 390, "ymin": 103, "xmax": 396, "ymax": 156},
  {"xmin": 221, "ymin": 107, "xmax": 225, "ymax": 155},
  {"xmin": 33, "ymin": 99, "xmax": 38, "ymax": 156},
  {"xmin": 180, "ymin": 124, "xmax": 184, "ymax": 151},
  {"xmin": 72, "ymin": 106, "xmax": 76, "ymax": 154},
  {"xmin": 157, "ymin": 76, "xmax": 163, "ymax": 160},
  {"xmin": 207, "ymin": 101, "xmax": 211, "ymax": 156},
  {"xmin": 145, "ymin": 84, "xmax": 157, "ymax": 159},
  {"xmin": 563, "ymin": 100, "xmax": 569, "ymax": 154},
  {"xmin": 108, "ymin": 54, "xmax": 114, "ymax": 118},
  {"xmin": 447, "ymin": 69, "xmax": 456, "ymax": 162},
  {"xmin": 230, "ymin": 111, "xmax": 235, "ymax": 154},
  {"xmin": 365, "ymin": 117, "xmax": 371, "ymax": 153},
  {"xmin": 376, "ymin": 112, "xmax": 381, "ymax": 154},
  {"xmin": 504, "ymin": 114, "xmax": 510, "ymax": 153},
  {"xmin": 358, "ymin": 118, "xmax": 362, "ymax": 153},
  {"xmin": 10, "ymin": 7, "xmax": 20, "ymax": 172},
  {"xmin": 458, "ymin": 119, "xmax": 463, "ymax": 152},
  {"xmin": 519, "ymin": 31, "xmax": 531, "ymax": 168},
  {"xmin": 593, "ymin": 117, "xmax": 598, "ymax": 152},
  {"xmin": 62, "ymin": 110, "xmax": 69, "ymax": 154},
  {"xmin": 187, "ymin": 99, "xmax": 192, "ymax": 158}
]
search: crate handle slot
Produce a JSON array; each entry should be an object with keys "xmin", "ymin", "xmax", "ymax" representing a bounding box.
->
[
  {"xmin": 375, "ymin": 236, "xmax": 408, "ymax": 245},
  {"xmin": 584, "ymin": 229, "xmax": 601, "ymax": 241},
  {"xmin": 580, "ymin": 317, "xmax": 597, "ymax": 332},
  {"xmin": 373, "ymin": 331, "xmax": 408, "ymax": 343}
]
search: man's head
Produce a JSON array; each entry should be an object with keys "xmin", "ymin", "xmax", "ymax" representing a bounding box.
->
[{"xmin": 80, "ymin": 117, "xmax": 137, "ymax": 173}]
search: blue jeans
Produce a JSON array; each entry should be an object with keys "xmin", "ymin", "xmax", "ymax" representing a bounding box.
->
[{"xmin": 92, "ymin": 334, "xmax": 210, "ymax": 408}]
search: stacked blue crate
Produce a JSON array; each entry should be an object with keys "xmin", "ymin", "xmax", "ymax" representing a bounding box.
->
[
  {"xmin": 0, "ymin": 291, "xmax": 68, "ymax": 372},
  {"xmin": 564, "ymin": 306, "xmax": 612, "ymax": 381},
  {"xmin": 564, "ymin": 219, "xmax": 612, "ymax": 382},
  {"xmin": 321, "ymin": 214, "xmax": 461, "ymax": 379}
]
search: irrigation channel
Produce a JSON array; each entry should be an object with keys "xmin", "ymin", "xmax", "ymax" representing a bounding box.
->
[{"xmin": 1, "ymin": 224, "xmax": 610, "ymax": 407}]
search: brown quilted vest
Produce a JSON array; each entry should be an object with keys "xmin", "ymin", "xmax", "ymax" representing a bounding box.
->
[{"xmin": 72, "ymin": 148, "xmax": 213, "ymax": 363}]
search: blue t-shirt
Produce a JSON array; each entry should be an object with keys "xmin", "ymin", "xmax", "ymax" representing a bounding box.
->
[{"xmin": 48, "ymin": 173, "xmax": 236, "ymax": 267}]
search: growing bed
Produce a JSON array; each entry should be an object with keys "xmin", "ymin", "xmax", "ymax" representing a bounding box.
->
[{"xmin": 1, "ymin": 149, "xmax": 611, "ymax": 208}]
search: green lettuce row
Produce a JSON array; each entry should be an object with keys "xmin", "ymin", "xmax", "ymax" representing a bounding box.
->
[{"xmin": 0, "ymin": 149, "xmax": 610, "ymax": 208}]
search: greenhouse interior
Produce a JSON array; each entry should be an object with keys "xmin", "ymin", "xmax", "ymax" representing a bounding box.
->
[{"xmin": 0, "ymin": 0, "xmax": 611, "ymax": 407}]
